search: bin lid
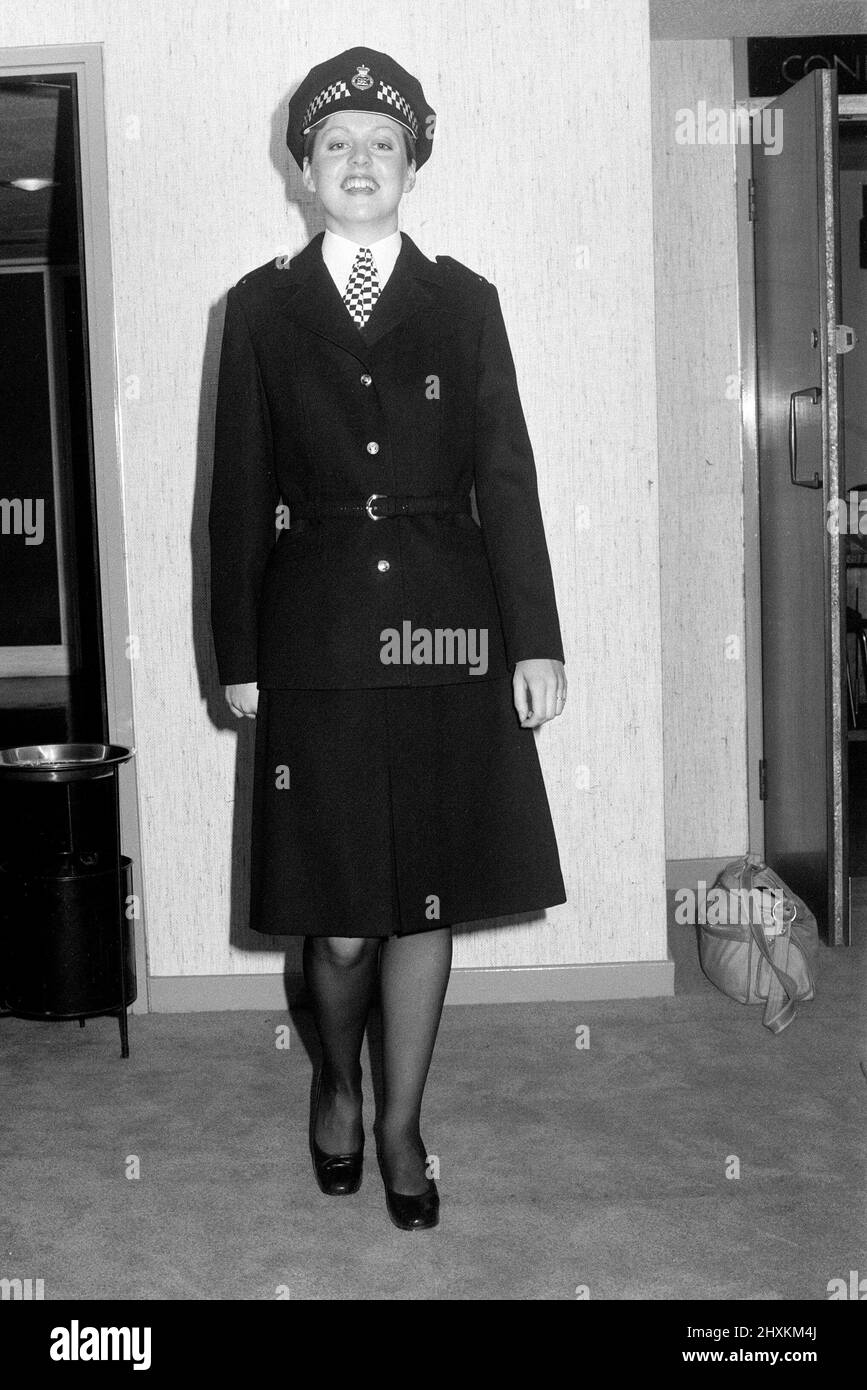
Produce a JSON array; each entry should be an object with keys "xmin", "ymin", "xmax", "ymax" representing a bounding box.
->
[{"xmin": 0, "ymin": 743, "xmax": 134, "ymax": 782}]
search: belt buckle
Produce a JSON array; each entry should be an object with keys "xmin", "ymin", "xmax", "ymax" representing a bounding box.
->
[{"xmin": 365, "ymin": 493, "xmax": 387, "ymax": 520}]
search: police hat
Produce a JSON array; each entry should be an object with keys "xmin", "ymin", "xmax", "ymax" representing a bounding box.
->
[{"xmin": 286, "ymin": 46, "xmax": 436, "ymax": 169}]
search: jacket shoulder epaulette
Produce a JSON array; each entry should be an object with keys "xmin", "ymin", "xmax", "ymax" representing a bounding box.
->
[
  {"xmin": 434, "ymin": 256, "xmax": 494, "ymax": 318},
  {"xmin": 435, "ymin": 254, "xmax": 490, "ymax": 290},
  {"xmin": 232, "ymin": 258, "xmax": 285, "ymax": 293}
]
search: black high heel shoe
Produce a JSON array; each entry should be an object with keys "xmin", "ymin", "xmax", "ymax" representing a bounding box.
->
[
  {"xmin": 309, "ymin": 1070, "xmax": 364, "ymax": 1196},
  {"xmin": 380, "ymin": 1143, "xmax": 440, "ymax": 1230},
  {"xmin": 384, "ymin": 1178, "xmax": 440, "ymax": 1230}
]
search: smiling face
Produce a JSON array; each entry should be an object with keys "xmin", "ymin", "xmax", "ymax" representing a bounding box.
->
[{"xmin": 301, "ymin": 110, "xmax": 416, "ymax": 241}]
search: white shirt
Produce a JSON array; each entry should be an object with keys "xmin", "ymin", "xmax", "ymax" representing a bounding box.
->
[{"xmin": 321, "ymin": 228, "xmax": 402, "ymax": 297}]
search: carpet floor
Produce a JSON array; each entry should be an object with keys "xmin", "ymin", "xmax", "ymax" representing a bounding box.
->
[{"xmin": 1, "ymin": 897, "xmax": 865, "ymax": 1300}]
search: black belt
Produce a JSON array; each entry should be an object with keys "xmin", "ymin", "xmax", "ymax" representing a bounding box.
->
[{"xmin": 290, "ymin": 493, "xmax": 471, "ymax": 522}]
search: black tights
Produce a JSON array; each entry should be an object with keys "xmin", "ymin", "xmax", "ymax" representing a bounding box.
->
[{"xmin": 302, "ymin": 927, "xmax": 453, "ymax": 1194}]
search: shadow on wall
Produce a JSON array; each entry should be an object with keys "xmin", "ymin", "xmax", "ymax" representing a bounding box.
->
[{"xmin": 191, "ymin": 82, "xmax": 322, "ymax": 974}]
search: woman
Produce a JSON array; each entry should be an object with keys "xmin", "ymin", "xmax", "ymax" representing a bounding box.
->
[{"xmin": 209, "ymin": 47, "xmax": 567, "ymax": 1231}]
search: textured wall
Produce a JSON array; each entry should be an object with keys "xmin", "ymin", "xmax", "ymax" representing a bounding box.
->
[
  {"xmin": 0, "ymin": 0, "xmax": 668, "ymax": 977},
  {"xmin": 651, "ymin": 40, "xmax": 749, "ymax": 860},
  {"xmin": 650, "ymin": 0, "xmax": 867, "ymax": 39}
]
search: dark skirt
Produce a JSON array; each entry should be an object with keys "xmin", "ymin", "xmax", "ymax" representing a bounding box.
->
[{"xmin": 249, "ymin": 676, "xmax": 566, "ymax": 937}]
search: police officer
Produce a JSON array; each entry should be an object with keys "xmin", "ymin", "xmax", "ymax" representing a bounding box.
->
[{"xmin": 209, "ymin": 47, "xmax": 567, "ymax": 1231}]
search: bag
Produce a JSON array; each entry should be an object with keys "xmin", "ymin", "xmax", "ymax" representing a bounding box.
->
[{"xmin": 697, "ymin": 853, "xmax": 819, "ymax": 1034}]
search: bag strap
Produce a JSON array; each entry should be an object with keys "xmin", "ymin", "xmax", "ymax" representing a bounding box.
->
[
  {"xmin": 747, "ymin": 916, "xmax": 799, "ymax": 1034},
  {"xmin": 734, "ymin": 859, "xmax": 800, "ymax": 1034}
]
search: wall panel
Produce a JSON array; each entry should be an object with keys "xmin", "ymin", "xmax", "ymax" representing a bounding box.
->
[
  {"xmin": 0, "ymin": 0, "xmax": 668, "ymax": 983},
  {"xmin": 651, "ymin": 39, "xmax": 749, "ymax": 861}
]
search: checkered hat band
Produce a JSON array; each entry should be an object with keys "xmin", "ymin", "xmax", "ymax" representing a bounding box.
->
[
  {"xmin": 302, "ymin": 80, "xmax": 351, "ymax": 131},
  {"xmin": 376, "ymin": 82, "xmax": 419, "ymax": 137}
]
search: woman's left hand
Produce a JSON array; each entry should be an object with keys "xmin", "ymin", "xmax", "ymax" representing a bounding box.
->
[{"xmin": 512, "ymin": 659, "xmax": 567, "ymax": 728}]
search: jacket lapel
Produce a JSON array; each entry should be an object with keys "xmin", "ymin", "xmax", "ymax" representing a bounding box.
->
[
  {"xmin": 276, "ymin": 231, "xmax": 443, "ymax": 357},
  {"xmin": 359, "ymin": 234, "xmax": 442, "ymax": 349}
]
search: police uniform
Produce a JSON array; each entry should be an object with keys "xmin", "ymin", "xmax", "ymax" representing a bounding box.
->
[{"xmin": 209, "ymin": 48, "xmax": 567, "ymax": 937}]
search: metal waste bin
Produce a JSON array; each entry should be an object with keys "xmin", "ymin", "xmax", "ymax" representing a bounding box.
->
[{"xmin": 0, "ymin": 744, "xmax": 136, "ymax": 1057}]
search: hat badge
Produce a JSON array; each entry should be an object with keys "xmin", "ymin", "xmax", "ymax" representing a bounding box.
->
[{"xmin": 351, "ymin": 63, "xmax": 374, "ymax": 90}]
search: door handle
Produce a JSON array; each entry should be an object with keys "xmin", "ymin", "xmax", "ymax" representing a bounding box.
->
[{"xmin": 788, "ymin": 386, "xmax": 822, "ymax": 488}]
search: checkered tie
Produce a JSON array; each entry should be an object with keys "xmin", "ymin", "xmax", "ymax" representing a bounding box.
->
[{"xmin": 343, "ymin": 247, "xmax": 381, "ymax": 328}]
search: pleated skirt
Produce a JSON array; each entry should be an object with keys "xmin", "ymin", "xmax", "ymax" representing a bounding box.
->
[{"xmin": 249, "ymin": 676, "xmax": 566, "ymax": 937}]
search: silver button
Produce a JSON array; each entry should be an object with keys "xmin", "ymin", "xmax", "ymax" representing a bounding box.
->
[
  {"xmin": 360, "ymin": 373, "xmax": 373, "ymax": 387},
  {"xmin": 366, "ymin": 440, "xmax": 380, "ymax": 455},
  {"xmin": 377, "ymin": 560, "xmax": 390, "ymax": 572}
]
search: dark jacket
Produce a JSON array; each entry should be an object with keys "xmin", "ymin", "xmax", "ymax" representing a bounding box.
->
[{"xmin": 208, "ymin": 231, "xmax": 564, "ymax": 689}]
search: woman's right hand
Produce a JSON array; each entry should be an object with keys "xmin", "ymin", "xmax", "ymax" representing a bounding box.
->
[{"xmin": 225, "ymin": 682, "xmax": 259, "ymax": 718}]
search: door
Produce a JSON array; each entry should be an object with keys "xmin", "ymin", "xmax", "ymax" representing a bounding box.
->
[
  {"xmin": 0, "ymin": 45, "xmax": 148, "ymax": 1004},
  {"xmin": 753, "ymin": 68, "xmax": 849, "ymax": 945}
]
